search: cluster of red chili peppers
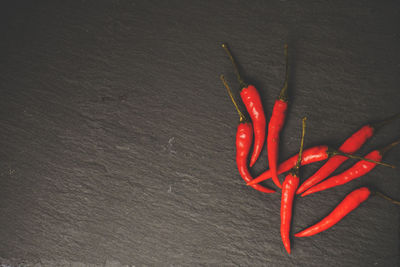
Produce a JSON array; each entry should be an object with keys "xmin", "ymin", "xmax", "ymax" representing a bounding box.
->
[{"xmin": 220, "ymin": 43, "xmax": 400, "ymax": 254}]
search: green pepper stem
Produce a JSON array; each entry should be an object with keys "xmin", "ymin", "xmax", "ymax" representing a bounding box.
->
[
  {"xmin": 292, "ymin": 117, "xmax": 307, "ymax": 176},
  {"xmin": 371, "ymin": 112, "xmax": 400, "ymax": 130},
  {"xmin": 327, "ymin": 148, "xmax": 395, "ymax": 168},
  {"xmin": 374, "ymin": 191, "xmax": 400, "ymax": 206},
  {"xmin": 220, "ymin": 75, "xmax": 247, "ymax": 123},
  {"xmin": 278, "ymin": 44, "xmax": 289, "ymax": 102},
  {"xmin": 296, "ymin": 117, "xmax": 307, "ymax": 168},
  {"xmin": 379, "ymin": 138, "xmax": 400, "ymax": 156},
  {"xmin": 221, "ymin": 43, "xmax": 248, "ymax": 89}
]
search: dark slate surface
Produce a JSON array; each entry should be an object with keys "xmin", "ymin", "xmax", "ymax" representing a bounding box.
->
[{"xmin": 1, "ymin": 1, "xmax": 399, "ymax": 266}]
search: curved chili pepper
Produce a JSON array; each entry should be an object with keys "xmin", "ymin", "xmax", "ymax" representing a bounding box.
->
[
  {"xmin": 281, "ymin": 117, "xmax": 306, "ymax": 254},
  {"xmin": 301, "ymin": 139, "xmax": 399, "ymax": 197},
  {"xmin": 247, "ymin": 145, "xmax": 390, "ymax": 186},
  {"xmin": 268, "ymin": 45, "xmax": 289, "ymax": 188},
  {"xmin": 222, "ymin": 44, "xmax": 266, "ymax": 167},
  {"xmin": 295, "ymin": 187, "xmax": 400, "ymax": 237},
  {"xmin": 297, "ymin": 113, "xmax": 400, "ymax": 194},
  {"xmin": 221, "ymin": 75, "xmax": 275, "ymax": 194},
  {"xmin": 296, "ymin": 187, "xmax": 371, "ymax": 237}
]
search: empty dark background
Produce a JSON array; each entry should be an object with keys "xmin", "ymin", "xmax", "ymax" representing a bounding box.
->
[{"xmin": 1, "ymin": 1, "xmax": 399, "ymax": 266}]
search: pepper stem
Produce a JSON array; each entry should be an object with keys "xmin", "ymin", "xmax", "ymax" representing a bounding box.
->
[
  {"xmin": 379, "ymin": 138, "xmax": 400, "ymax": 155},
  {"xmin": 327, "ymin": 148, "xmax": 395, "ymax": 168},
  {"xmin": 370, "ymin": 112, "xmax": 400, "ymax": 130},
  {"xmin": 374, "ymin": 191, "xmax": 400, "ymax": 206},
  {"xmin": 292, "ymin": 117, "xmax": 307, "ymax": 175},
  {"xmin": 221, "ymin": 43, "xmax": 248, "ymax": 89},
  {"xmin": 278, "ymin": 44, "xmax": 289, "ymax": 102},
  {"xmin": 220, "ymin": 75, "xmax": 247, "ymax": 123}
]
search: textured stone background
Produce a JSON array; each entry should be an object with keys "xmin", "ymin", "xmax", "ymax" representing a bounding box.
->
[{"xmin": 1, "ymin": 1, "xmax": 399, "ymax": 266}]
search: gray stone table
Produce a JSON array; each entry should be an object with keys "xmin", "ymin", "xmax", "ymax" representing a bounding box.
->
[{"xmin": 1, "ymin": 1, "xmax": 399, "ymax": 266}]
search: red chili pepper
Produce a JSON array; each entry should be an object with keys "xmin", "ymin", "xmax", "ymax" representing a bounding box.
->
[
  {"xmin": 297, "ymin": 113, "xmax": 400, "ymax": 194},
  {"xmin": 281, "ymin": 117, "xmax": 306, "ymax": 254},
  {"xmin": 221, "ymin": 75, "xmax": 275, "ymax": 194},
  {"xmin": 247, "ymin": 145, "xmax": 389, "ymax": 186},
  {"xmin": 296, "ymin": 187, "xmax": 371, "ymax": 237},
  {"xmin": 222, "ymin": 44, "xmax": 266, "ymax": 167},
  {"xmin": 295, "ymin": 187, "xmax": 400, "ymax": 237},
  {"xmin": 281, "ymin": 172, "xmax": 299, "ymax": 254},
  {"xmin": 268, "ymin": 45, "xmax": 289, "ymax": 188},
  {"xmin": 248, "ymin": 145, "xmax": 329, "ymax": 185},
  {"xmin": 301, "ymin": 140, "xmax": 399, "ymax": 197}
]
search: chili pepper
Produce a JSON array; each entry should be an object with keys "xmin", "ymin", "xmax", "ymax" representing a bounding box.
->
[
  {"xmin": 220, "ymin": 75, "xmax": 275, "ymax": 194},
  {"xmin": 248, "ymin": 145, "xmax": 328, "ymax": 185},
  {"xmin": 301, "ymin": 139, "xmax": 399, "ymax": 197},
  {"xmin": 222, "ymin": 44, "xmax": 266, "ymax": 167},
  {"xmin": 297, "ymin": 113, "xmax": 400, "ymax": 194},
  {"xmin": 295, "ymin": 187, "xmax": 400, "ymax": 237},
  {"xmin": 281, "ymin": 117, "xmax": 306, "ymax": 254},
  {"xmin": 247, "ymin": 145, "xmax": 391, "ymax": 186},
  {"xmin": 268, "ymin": 44, "xmax": 289, "ymax": 188}
]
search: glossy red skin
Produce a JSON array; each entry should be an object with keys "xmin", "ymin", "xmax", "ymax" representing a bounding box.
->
[
  {"xmin": 297, "ymin": 125, "xmax": 374, "ymax": 194},
  {"xmin": 281, "ymin": 172, "xmax": 299, "ymax": 254},
  {"xmin": 302, "ymin": 150, "xmax": 381, "ymax": 197},
  {"xmin": 236, "ymin": 122, "xmax": 275, "ymax": 194},
  {"xmin": 296, "ymin": 187, "xmax": 371, "ymax": 237},
  {"xmin": 247, "ymin": 145, "xmax": 329, "ymax": 186},
  {"xmin": 240, "ymin": 85, "xmax": 266, "ymax": 167},
  {"xmin": 267, "ymin": 99, "xmax": 288, "ymax": 188}
]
